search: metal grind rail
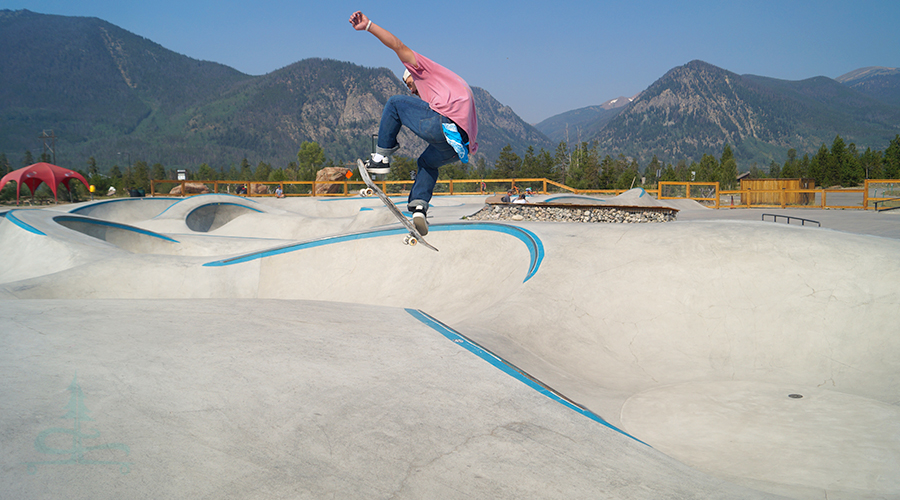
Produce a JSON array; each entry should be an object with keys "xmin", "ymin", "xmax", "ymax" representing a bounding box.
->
[
  {"xmin": 761, "ymin": 213, "xmax": 821, "ymax": 227},
  {"xmin": 874, "ymin": 197, "xmax": 900, "ymax": 212}
]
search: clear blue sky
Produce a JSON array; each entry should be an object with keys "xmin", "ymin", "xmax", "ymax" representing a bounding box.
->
[{"xmin": 5, "ymin": 0, "xmax": 900, "ymax": 124}]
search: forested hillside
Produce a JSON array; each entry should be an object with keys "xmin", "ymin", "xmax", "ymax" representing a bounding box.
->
[
  {"xmin": 592, "ymin": 61, "xmax": 900, "ymax": 167},
  {"xmin": 0, "ymin": 10, "xmax": 548, "ymax": 174}
]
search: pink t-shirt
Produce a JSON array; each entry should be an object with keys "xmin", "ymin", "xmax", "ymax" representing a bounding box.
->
[{"xmin": 404, "ymin": 52, "xmax": 479, "ymax": 154}]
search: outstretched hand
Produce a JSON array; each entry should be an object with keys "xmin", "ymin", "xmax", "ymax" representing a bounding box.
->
[
  {"xmin": 349, "ymin": 11, "xmax": 370, "ymax": 31},
  {"xmin": 347, "ymin": 10, "xmax": 416, "ymax": 67}
]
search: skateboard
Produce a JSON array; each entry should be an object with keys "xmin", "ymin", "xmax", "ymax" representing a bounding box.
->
[{"xmin": 356, "ymin": 159, "xmax": 438, "ymax": 251}]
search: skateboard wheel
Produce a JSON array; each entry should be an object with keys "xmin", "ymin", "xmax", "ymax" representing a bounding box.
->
[
  {"xmin": 364, "ymin": 188, "xmax": 374, "ymax": 197},
  {"xmin": 403, "ymin": 235, "xmax": 418, "ymax": 246},
  {"xmin": 359, "ymin": 188, "xmax": 368, "ymax": 197}
]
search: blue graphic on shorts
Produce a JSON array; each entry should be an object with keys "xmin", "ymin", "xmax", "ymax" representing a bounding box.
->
[{"xmin": 442, "ymin": 122, "xmax": 469, "ymax": 163}]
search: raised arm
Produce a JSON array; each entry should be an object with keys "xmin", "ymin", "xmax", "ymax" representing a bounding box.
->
[{"xmin": 349, "ymin": 11, "xmax": 417, "ymax": 68}]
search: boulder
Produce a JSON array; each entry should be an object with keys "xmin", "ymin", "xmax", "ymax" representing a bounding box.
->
[
  {"xmin": 170, "ymin": 182, "xmax": 211, "ymax": 195},
  {"xmin": 315, "ymin": 167, "xmax": 351, "ymax": 195}
]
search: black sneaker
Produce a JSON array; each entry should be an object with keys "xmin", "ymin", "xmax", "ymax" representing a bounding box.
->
[
  {"xmin": 365, "ymin": 157, "xmax": 390, "ymax": 175},
  {"xmin": 412, "ymin": 211, "xmax": 428, "ymax": 236}
]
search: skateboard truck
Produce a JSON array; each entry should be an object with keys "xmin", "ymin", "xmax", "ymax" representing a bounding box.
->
[{"xmin": 357, "ymin": 159, "xmax": 437, "ymax": 251}]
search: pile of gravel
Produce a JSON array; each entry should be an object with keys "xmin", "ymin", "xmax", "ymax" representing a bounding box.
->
[{"xmin": 466, "ymin": 204, "xmax": 676, "ymax": 223}]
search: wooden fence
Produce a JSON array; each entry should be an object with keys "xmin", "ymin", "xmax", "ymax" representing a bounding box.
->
[{"xmin": 148, "ymin": 178, "xmax": 900, "ymax": 210}]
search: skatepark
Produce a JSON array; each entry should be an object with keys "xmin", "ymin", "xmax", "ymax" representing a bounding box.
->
[{"xmin": 1, "ymin": 190, "xmax": 899, "ymax": 499}]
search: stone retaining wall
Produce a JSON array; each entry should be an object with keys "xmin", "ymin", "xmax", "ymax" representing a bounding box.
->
[{"xmin": 466, "ymin": 203, "xmax": 677, "ymax": 223}]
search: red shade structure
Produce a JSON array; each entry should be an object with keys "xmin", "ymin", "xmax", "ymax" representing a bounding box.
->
[{"xmin": 0, "ymin": 162, "xmax": 90, "ymax": 205}]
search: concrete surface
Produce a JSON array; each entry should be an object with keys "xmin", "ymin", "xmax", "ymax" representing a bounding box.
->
[{"xmin": 1, "ymin": 190, "xmax": 899, "ymax": 499}]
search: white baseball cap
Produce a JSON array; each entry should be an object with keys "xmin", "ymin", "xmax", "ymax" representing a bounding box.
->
[{"xmin": 403, "ymin": 68, "xmax": 411, "ymax": 81}]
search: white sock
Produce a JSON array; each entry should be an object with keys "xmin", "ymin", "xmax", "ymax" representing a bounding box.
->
[{"xmin": 371, "ymin": 153, "xmax": 387, "ymax": 163}]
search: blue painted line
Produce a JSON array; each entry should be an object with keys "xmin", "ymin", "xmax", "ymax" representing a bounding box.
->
[
  {"xmin": 203, "ymin": 222, "xmax": 544, "ymax": 282},
  {"xmin": 321, "ymin": 196, "xmax": 408, "ymax": 202},
  {"xmin": 53, "ymin": 216, "xmax": 180, "ymax": 243},
  {"xmin": 183, "ymin": 192, "xmax": 260, "ymax": 202},
  {"xmin": 185, "ymin": 202, "xmax": 265, "ymax": 221},
  {"xmin": 406, "ymin": 309, "xmax": 647, "ymax": 445},
  {"xmin": 5, "ymin": 211, "xmax": 46, "ymax": 236},
  {"xmin": 152, "ymin": 199, "xmax": 184, "ymax": 219},
  {"xmin": 430, "ymin": 222, "xmax": 543, "ymax": 281},
  {"xmin": 203, "ymin": 230, "xmax": 396, "ymax": 267},
  {"xmin": 155, "ymin": 195, "xmax": 262, "ymax": 219},
  {"xmin": 68, "ymin": 197, "xmax": 181, "ymax": 214}
]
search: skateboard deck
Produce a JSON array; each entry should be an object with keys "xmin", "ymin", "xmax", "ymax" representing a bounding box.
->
[{"xmin": 357, "ymin": 159, "xmax": 438, "ymax": 251}]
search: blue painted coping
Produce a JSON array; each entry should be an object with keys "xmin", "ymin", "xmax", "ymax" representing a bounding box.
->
[
  {"xmin": 69, "ymin": 195, "xmax": 261, "ymax": 220},
  {"xmin": 53, "ymin": 215, "xmax": 180, "ymax": 243},
  {"xmin": 407, "ymin": 308, "xmax": 647, "ymax": 445},
  {"xmin": 157, "ymin": 195, "xmax": 263, "ymax": 219},
  {"xmin": 68, "ymin": 197, "xmax": 182, "ymax": 215},
  {"xmin": 320, "ymin": 195, "xmax": 412, "ymax": 202},
  {"xmin": 185, "ymin": 201, "xmax": 265, "ymax": 221},
  {"xmin": 5, "ymin": 210, "xmax": 47, "ymax": 235},
  {"xmin": 203, "ymin": 222, "xmax": 544, "ymax": 283}
]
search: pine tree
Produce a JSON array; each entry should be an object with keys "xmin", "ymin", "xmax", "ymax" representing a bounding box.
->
[
  {"xmin": 696, "ymin": 154, "xmax": 719, "ymax": 182},
  {"xmin": 781, "ymin": 149, "xmax": 799, "ymax": 178},
  {"xmin": 859, "ymin": 148, "xmax": 882, "ymax": 180},
  {"xmin": 566, "ymin": 143, "xmax": 600, "ymax": 189},
  {"xmin": 809, "ymin": 144, "xmax": 830, "ymax": 186},
  {"xmin": 240, "ymin": 158, "xmax": 253, "ymax": 181},
  {"xmin": 87, "ymin": 157, "xmax": 99, "ymax": 177},
  {"xmin": 197, "ymin": 163, "xmax": 216, "ymax": 181},
  {"xmin": 645, "ymin": 155, "xmax": 661, "ymax": 186},
  {"xmin": 151, "ymin": 163, "xmax": 167, "ymax": 181},
  {"xmin": 884, "ymin": 135, "xmax": 900, "ymax": 179},
  {"xmin": 254, "ymin": 161, "xmax": 272, "ymax": 182},
  {"xmin": 297, "ymin": 142, "xmax": 326, "ymax": 182},
  {"xmin": 493, "ymin": 144, "xmax": 521, "ymax": 179},
  {"xmin": 552, "ymin": 141, "xmax": 570, "ymax": 184},
  {"xmin": 720, "ymin": 144, "xmax": 735, "ymax": 166},
  {"xmin": 132, "ymin": 161, "xmax": 150, "ymax": 191}
]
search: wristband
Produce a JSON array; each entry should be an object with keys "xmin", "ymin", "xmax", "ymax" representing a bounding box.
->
[{"xmin": 366, "ymin": 20, "xmax": 372, "ymax": 32}]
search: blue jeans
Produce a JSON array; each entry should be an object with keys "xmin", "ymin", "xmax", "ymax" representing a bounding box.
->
[{"xmin": 377, "ymin": 95, "xmax": 461, "ymax": 211}]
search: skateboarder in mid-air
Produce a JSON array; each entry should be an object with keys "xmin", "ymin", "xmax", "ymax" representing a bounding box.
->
[{"xmin": 349, "ymin": 10, "xmax": 479, "ymax": 235}]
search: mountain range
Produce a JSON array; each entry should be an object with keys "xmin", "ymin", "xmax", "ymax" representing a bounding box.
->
[
  {"xmin": 535, "ymin": 63, "xmax": 900, "ymax": 167},
  {"xmin": 0, "ymin": 9, "xmax": 548, "ymax": 171},
  {"xmin": 2, "ymin": 9, "xmax": 899, "ymax": 173}
]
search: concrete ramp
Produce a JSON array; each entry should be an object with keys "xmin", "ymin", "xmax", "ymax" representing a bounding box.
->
[
  {"xmin": 233, "ymin": 223, "xmax": 540, "ymax": 321},
  {"xmin": 0, "ymin": 299, "xmax": 775, "ymax": 500},
  {"xmin": 0, "ymin": 223, "xmax": 541, "ymax": 323},
  {"xmin": 450, "ymin": 220, "xmax": 900, "ymax": 498},
  {"xmin": 0, "ymin": 212, "xmax": 98, "ymax": 283},
  {"xmin": 54, "ymin": 215, "xmax": 180, "ymax": 253}
]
